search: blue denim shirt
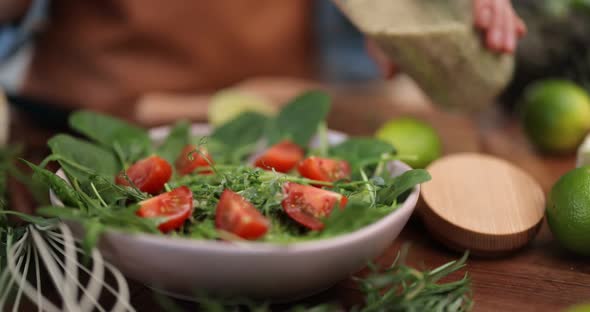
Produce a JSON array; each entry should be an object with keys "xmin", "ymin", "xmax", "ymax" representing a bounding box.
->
[
  {"xmin": 314, "ymin": 0, "xmax": 380, "ymax": 82},
  {"xmin": 0, "ymin": 0, "xmax": 49, "ymax": 61}
]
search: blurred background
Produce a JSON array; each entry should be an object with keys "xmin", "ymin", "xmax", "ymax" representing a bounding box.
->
[
  {"xmin": 1, "ymin": 0, "xmax": 590, "ymax": 181},
  {"xmin": 1, "ymin": 0, "xmax": 589, "ymax": 122},
  {"xmin": 3, "ymin": 2, "xmax": 590, "ymax": 310}
]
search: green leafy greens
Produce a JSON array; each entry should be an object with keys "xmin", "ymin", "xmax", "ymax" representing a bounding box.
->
[
  {"xmin": 329, "ymin": 137, "xmax": 397, "ymax": 179},
  {"xmin": 267, "ymin": 91, "xmax": 331, "ymax": 146},
  {"xmin": 69, "ymin": 110, "xmax": 151, "ymax": 163},
  {"xmin": 47, "ymin": 134, "xmax": 119, "ymax": 181},
  {"xmin": 157, "ymin": 120, "xmax": 191, "ymax": 164},
  {"xmin": 36, "ymin": 90, "xmax": 430, "ymax": 247}
]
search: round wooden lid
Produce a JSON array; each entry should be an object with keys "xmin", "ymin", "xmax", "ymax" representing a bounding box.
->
[{"xmin": 420, "ymin": 153, "xmax": 545, "ymax": 256}]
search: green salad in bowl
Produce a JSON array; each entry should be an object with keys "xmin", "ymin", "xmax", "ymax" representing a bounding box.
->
[
  {"xmin": 33, "ymin": 90, "xmax": 430, "ymax": 299},
  {"xmin": 38, "ymin": 91, "xmax": 429, "ymax": 245}
]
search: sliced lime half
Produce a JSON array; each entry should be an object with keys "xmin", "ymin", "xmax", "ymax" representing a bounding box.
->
[{"xmin": 208, "ymin": 89, "xmax": 276, "ymax": 126}]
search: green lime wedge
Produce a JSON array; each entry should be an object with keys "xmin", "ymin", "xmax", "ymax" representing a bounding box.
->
[{"xmin": 208, "ymin": 89, "xmax": 276, "ymax": 126}]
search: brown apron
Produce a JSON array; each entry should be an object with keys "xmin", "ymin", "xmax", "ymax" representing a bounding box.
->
[{"xmin": 22, "ymin": 0, "xmax": 315, "ymax": 118}]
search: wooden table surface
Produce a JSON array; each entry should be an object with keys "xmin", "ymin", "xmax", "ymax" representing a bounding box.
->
[{"xmin": 8, "ymin": 81, "xmax": 590, "ymax": 311}]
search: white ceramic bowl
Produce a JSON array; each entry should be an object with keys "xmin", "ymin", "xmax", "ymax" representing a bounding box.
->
[{"xmin": 50, "ymin": 124, "xmax": 420, "ymax": 300}]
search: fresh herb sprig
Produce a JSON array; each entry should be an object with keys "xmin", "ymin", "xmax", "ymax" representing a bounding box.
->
[{"xmin": 358, "ymin": 246, "xmax": 471, "ymax": 312}]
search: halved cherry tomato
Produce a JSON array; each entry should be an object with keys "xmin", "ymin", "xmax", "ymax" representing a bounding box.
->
[
  {"xmin": 281, "ymin": 182, "xmax": 348, "ymax": 230},
  {"xmin": 175, "ymin": 144, "xmax": 214, "ymax": 175},
  {"xmin": 115, "ymin": 156, "xmax": 172, "ymax": 195},
  {"xmin": 215, "ymin": 190, "xmax": 270, "ymax": 240},
  {"xmin": 254, "ymin": 140, "xmax": 304, "ymax": 173},
  {"xmin": 297, "ymin": 157, "xmax": 351, "ymax": 183},
  {"xmin": 137, "ymin": 186, "xmax": 194, "ymax": 232}
]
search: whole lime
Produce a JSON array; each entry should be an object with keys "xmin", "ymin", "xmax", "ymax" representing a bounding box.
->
[
  {"xmin": 546, "ymin": 166, "xmax": 590, "ymax": 256},
  {"xmin": 521, "ymin": 80, "xmax": 590, "ymax": 153},
  {"xmin": 566, "ymin": 303, "xmax": 590, "ymax": 312},
  {"xmin": 375, "ymin": 117, "xmax": 442, "ymax": 168}
]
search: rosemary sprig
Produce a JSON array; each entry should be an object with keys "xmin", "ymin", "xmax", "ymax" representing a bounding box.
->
[{"xmin": 356, "ymin": 245, "xmax": 472, "ymax": 312}]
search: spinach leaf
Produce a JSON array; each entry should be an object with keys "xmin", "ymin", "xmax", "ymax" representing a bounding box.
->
[
  {"xmin": 330, "ymin": 138, "xmax": 396, "ymax": 176},
  {"xmin": 48, "ymin": 134, "xmax": 119, "ymax": 182},
  {"xmin": 268, "ymin": 90, "xmax": 331, "ymax": 146},
  {"xmin": 209, "ymin": 112, "xmax": 268, "ymax": 163},
  {"xmin": 157, "ymin": 120, "xmax": 190, "ymax": 164},
  {"xmin": 69, "ymin": 110, "xmax": 151, "ymax": 162},
  {"xmin": 376, "ymin": 169, "xmax": 431, "ymax": 206},
  {"xmin": 23, "ymin": 160, "xmax": 83, "ymax": 208},
  {"xmin": 211, "ymin": 112, "xmax": 268, "ymax": 149}
]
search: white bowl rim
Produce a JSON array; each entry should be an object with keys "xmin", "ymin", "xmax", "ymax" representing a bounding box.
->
[{"xmin": 50, "ymin": 123, "xmax": 420, "ymax": 254}]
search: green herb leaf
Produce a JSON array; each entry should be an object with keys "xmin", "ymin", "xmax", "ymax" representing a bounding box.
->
[
  {"xmin": 211, "ymin": 112, "xmax": 268, "ymax": 153},
  {"xmin": 36, "ymin": 205, "xmax": 86, "ymax": 219},
  {"xmin": 358, "ymin": 246, "xmax": 472, "ymax": 312},
  {"xmin": 69, "ymin": 110, "xmax": 151, "ymax": 162},
  {"xmin": 268, "ymin": 91, "xmax": 331, "ymax": 146},
  {"xmin": 48, "ymin": 134, "xmax": 119, "ymax": 181},
  {"xmin": 376, "ymin": 169, "xmax": 431, "ymax": 206},
  {"xmin": 23, "ymin": 160, "xmax": 83, "ymax": 208},
  {"xmin": 157, "ymin": 120, "xmax": 190, "ymax": 164},
  {"xmin": 0, "ymin": 210, "xmax": 59, "ymax": 227},
  {"xmin": 82, "ymin": 219, "xmax": 105, "ymax": 255},
  {"xmin": 312, "ymin": 202, "xmax": 394, "ymax": 238},
  {"xmin": 330, "ymin": 138, "xmax": 396, "ymax": 177}
]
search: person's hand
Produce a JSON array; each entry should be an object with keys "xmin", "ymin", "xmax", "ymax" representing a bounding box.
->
[
  {"xmin": 474, "ymin": 0, "xmax": 526, "ymax": 53},
  {"xmin": 367, "ymin": 0, "xmax": 526, "ymax": 79}
]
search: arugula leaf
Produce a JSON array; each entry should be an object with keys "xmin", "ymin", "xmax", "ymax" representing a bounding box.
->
[
  {"xmin": 311, "ymin": 202, "xmax": 394, "ymax": 239},
  {"xmin": 157, "ymin": 120, "xmax": 190, "ymax": 164},
  {"xmin": 377, "ymin": 169, "xmax": 431, "ymax": 206},
  {"xmin": 268, "ymin": 91, "xmax": 331, "ymax": 146},
  {"xmin": 23, "ymin": 160, "xmax": 83, "ymax": 208},
  {"xmin": 0, "ymin": 210, "xmax": 59, "ymax": 227},
  {"xmin": 211, "ymin": 112, "xmax": 267, "ymax": 152},
  {"xmin": 48, "ymin": 134, "xmax": 119, "ymax": 181},
  {"xmin": 36, "ymin": 205, "xmax": 86, "ymax": 219},
  {"xmin": 69, "ymin": 110, "xmax": 151, "ymax": 162},
  {"xmin": 329, "ymin": 138, "xmax": 396, "ymax": 176},
  {"xmin": 81, "ymin": 219, "xmax": 105, "ymax": 255}
]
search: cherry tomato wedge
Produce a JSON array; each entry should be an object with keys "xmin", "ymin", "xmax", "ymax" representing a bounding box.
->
[
  {"xmin": 215, "ymin": 190, "xmax": 270, "ymax": 240},
  {"xmin": 115, "ymin": 156, "xmax": 172, "ymax": 195},
  {"xmin": 175, "ymin": 144, "xmax": 214, "ymax": 175},
  {"xmin": 254, "ymin": 140, "xmax": 304, "ymax": 173},
  {"xmin": 297, "ymin": 156, "xmax": 351, "ymax": 183},
  {"xmin": 137, "ymin": 186, "xmax": 194, "ymax": 232},
  {"xmin": 281, "ymin": 182, "xmax": 348, "ymax": 230}
]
